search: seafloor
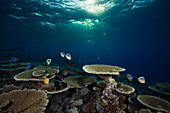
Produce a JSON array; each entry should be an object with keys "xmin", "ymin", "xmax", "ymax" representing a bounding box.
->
[{"xmin": 0, "ymin": 60, "xmax": 170, "ymax": 113}]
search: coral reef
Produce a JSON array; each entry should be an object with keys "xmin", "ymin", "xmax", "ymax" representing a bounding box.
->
[
  {"xmin": 63, "ymin": 75, "xmax": 97, "ymax": 88},
  {"xmin": 1, "ymin": 61, "xmax": 169, "ymax": 113},
  {"xmin": 83, "ymin": 64, "xmax": 125, "ymax": 74},
  {"xmin": 14, "ymin": 68, "xmax": 59, "ymax": 81},
  {"xmin": 0, "ymin": 84, "xmax": 21, "ymax": 94},
  {"xmin": 0, "ymin": 89, "xmax": 48, "ymax": 113},
  {"xmin": 156, "ymin": 83, "xmax": 170, "ymax": 90},
  {"xmin": 116, "ymin": 82, "xmax": 135, "ymax": 94},
  {"xmin": 137, "ymin": 95, "xmax": 170, "ymax": 113},
  {"xmin": 83, "ymin": 102, "xmax": 96, "ymax": 113},
  {"xmin": 82, "ymin": 64, "xmax": 128, "ymax": 113},
  {"xmin": 135, "ymin": 109, "xmax": 153, "ymax": 113},
  {"xmin": 148, "ymin": 86, "xmax": 170, "ymax": 96}
]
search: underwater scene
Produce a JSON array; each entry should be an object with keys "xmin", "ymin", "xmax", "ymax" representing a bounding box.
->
[{"xmin": 0, "ymin": 0, "xmax": 170, "ymax": 113}]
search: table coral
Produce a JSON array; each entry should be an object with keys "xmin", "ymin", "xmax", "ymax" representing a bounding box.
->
[{"xmin": 0, "ymin": 89, "xmax": 48, "ymax": 113}]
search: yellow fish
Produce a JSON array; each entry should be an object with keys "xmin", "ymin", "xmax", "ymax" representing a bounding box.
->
[
  {"xmin": 60, "ymin": 52, "xmax": 65, "ymax": 57},
  {"xmin": 44, "ymin": 77, "xmax": 49, "ymax": 84},
  {"xmin": 138, "ymin": 76, "xmax": 145, "ymax": 84},
  {"xmin": 126, "ymin": 74, "xmax": 133, "ymax": 81},
  {"xmin": 65, "ymin": 53, "xmax": 71, "ymax": 60},
  {"xmin": 46, "ymin": 59, "xmax": 52, "ymax": 65}
]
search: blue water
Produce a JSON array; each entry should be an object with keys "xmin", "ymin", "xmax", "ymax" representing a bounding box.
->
[{"xmin": 0, "ymin": 0, "xmax": 169, "ymax": 83}]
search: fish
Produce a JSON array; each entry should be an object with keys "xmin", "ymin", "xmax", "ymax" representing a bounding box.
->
[
  {"xmin": 65, "ymin": 62, "xmax": 75, "ymax": 67},
  {"xmin": 46, "ymin": 59, "xmax": 52, "ymax": 65},
  {"xmin": 27, "ymin": 63, "xmax": 31, "ymax": 67},
  {"xmin": 10, "ymin": 57, "xmax": 18, "ymax": 62},
  {"xmin": 65, "ymin": 53, "xmax": 71, "ymax": 60},
  {"xmin": 60, "ymin": 52, "xmax": 65, "ymax": 57},
  {"xmin": 44, "ymin": 77, "xmax": 49, "ymax": 84},
  {"xmin": 138, "ymin": 76, "xmax": 145, "ymax": 83},
  {"xmin": 126, "ymin": 74, "xmax": 133, "ymax": 81},
  {"xmin": 24, "ymin": 66, "xmax": 30, "ymax": 71},
  {"xmin": 97, "ymin": 55, "xmax": 100, "ymax": 60}
]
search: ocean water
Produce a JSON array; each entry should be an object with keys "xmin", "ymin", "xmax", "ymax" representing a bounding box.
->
[
  {"xmin": 0, "ymin": 0, "xmax": 170, "ymax": 113},
  {"xmin": 0, "ymin": 0, "xmax": 170, "ymax": 84}
]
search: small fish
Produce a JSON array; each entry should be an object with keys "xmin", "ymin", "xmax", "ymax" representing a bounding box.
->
[
  {"xmin": 27, "ymin": 63, "xmax": 31, "ymax": 67},
  {"xmin": 10, "ymin": 57, "xmax": 18, "ymax": 62},
  {"xmin": 126, "ymin": 74, "xmax": 133, "ymax": 81},
  {"xmin": 65, "ymin": 53, "xmax": 71, "ymax": 60},
  {"xmin": 44, "ymin": 77, "xmax": 49, "ymax": 84},
  {"xmin": 138, "ymin": 76, "xmax": 145, "ymax": 84},
  {"xmin": 24, "ymin": 66, "xmax": 30, "ymax": 71},
  {"xmin": 46, "ymin": 59, "xmax": 52, "ymax": 65},
  {"xmin": 97, "ymin": 55, "xmax": 99, "ymax": 60},
  {"xmin": 60, "ymin": 52, "xmax": 65, "ymax": 57}
]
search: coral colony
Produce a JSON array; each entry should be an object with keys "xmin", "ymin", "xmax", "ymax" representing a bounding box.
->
[{"xmin": 0, "ymin": 61, "xmax": 170, "ymax": 113}]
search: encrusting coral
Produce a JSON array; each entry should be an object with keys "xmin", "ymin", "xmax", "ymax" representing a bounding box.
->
[{"xmin": 0, "ymin": 89, "xmax": 48, "ymax": 113}]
